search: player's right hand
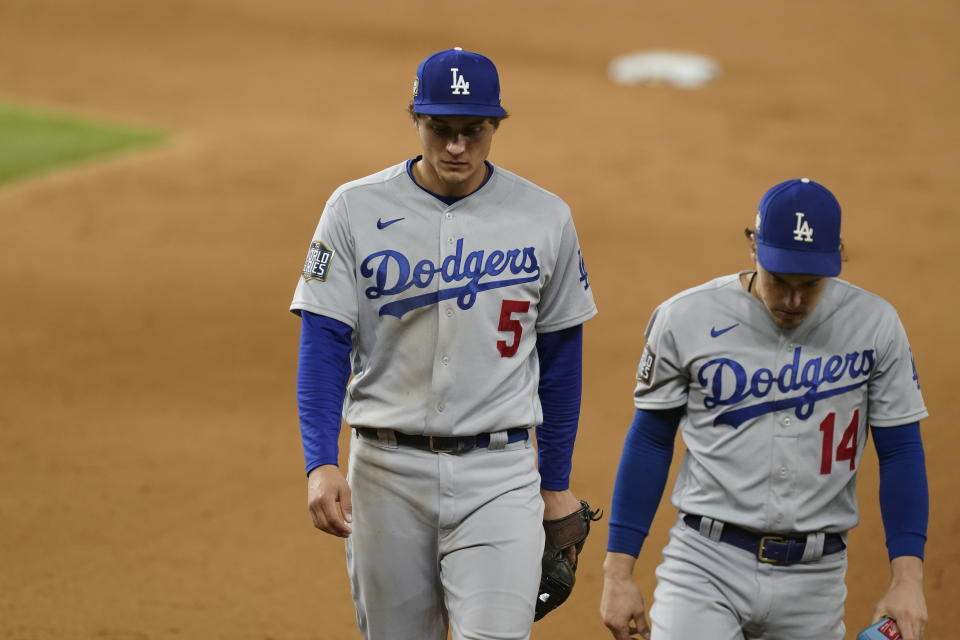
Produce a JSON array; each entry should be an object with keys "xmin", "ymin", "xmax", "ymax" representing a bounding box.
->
[
  {"xmin": 600, "ymin": 554, "xmax": 650, "ymax": 640},
  {"xmin": 307, "ymin": 464, "xmax": 353, "ymax": 537}
]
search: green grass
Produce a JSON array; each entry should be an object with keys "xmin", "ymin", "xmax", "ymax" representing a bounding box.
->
[{"xmin": 0, "ymin": 103, "xmax": 167, "ymax": 184}]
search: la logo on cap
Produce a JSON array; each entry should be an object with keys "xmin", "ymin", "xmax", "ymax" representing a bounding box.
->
[
  {"xmin": 450, "ymin": 68, "xmax": 470, "ymax": 95},
  {"xmin": 449, "ymin": 46, "xmax": 471, "ymax": 95},
  {"xmin": 793, "ymin": 212, "xmax": 814, "ymax": 242},
  {"xmin": 792, "ymin": 177, "xmax": 815, "ymax": 243}
]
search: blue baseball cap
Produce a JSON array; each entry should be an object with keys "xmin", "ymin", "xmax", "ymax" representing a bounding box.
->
[
  {"xmin": 755, "ymin": 178, "xmax": 842, "ymax": 277},
  {"xmin": 412, "ymin": 47, "xmax": 507, "ymax": 118}
]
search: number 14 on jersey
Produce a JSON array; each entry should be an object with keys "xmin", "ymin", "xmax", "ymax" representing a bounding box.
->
[{"xmin": 819, "ymin": 409, "xmax": 860, "ymax": 474}]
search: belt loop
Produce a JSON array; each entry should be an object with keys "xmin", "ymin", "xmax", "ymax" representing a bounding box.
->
[
  {"xmin": 488, "ymin": 430, "xmax": 508, "ymax": 451},
  {"xmin": 697, "ymin": 515, "xmax": 711, "ymax": 537},
  {"xmin": 375, "ymin": 428, "xmax": 397, "ymax": 447},
  {"xmin": 709, "ymin": 518, "xmax": 724, "ymax": 542},
  {"xmin": 698, "ymin": 516, "xmax": 723, "ymax": 542},
  {"xmin": 801, "ymin": 531, "xmax": 825, "ymax": 562}
]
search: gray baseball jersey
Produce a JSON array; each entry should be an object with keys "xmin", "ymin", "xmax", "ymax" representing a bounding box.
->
[
  {"xmin": 634, "ymin": 272, "xmax": 927, "ymax": 534},
  {"xmin": 290, "ymin": 160, "xmax": 597, "ymax": 435}
]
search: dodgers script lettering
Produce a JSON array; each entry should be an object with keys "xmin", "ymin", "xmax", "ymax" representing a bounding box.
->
[
  {"xmin": 361, "ymin": 238, "xmax": 541, "ymax": 318},
  {"xmin": 697, "ymin": 346, "xmax": 875, "ymax": 428}
]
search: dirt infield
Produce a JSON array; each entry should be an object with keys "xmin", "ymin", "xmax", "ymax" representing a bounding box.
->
[{"xmin": 1, "ymin": 1, "xmax": 957, "ymax": 638}]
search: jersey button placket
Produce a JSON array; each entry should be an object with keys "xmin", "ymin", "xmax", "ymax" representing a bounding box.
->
[
  {"xmin": 444, "ymin": 207, "xmax": 455, "ymax": 245},
  {"xmin": 768, "ymin": 338, "xmax": 798, "ymax": 530},
  {"xmin": 775, "ymin": 338, "xmax": 796, "ymax": 429},
  {"xmin": 429, "ymin": 209, "xmax": 456, "ymax": 431}
]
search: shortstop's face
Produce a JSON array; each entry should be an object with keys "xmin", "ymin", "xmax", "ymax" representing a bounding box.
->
[
  {"xmin": 753, "ymin": 265, "xmax": 828, "ymax": 329},
  {"xmin": 414, "ymin": 115, "xmax": 496, "ymax": 197}
]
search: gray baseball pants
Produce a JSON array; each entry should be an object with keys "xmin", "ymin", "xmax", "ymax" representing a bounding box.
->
[
  {"xmin": 345, "ymin": 430, "xmax": 544, "ymax": 640},
  {"xmin": 650, "ymin": 513, "xmax": 848, "ymax": 640}
]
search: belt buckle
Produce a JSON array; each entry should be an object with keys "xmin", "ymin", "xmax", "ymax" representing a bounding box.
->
[
  {"xmin": 758, "ymin": 536, "xmax": 788, "ymax": 564},
  {"xmin": 428, "ymin": 436, "xmax": 456, "ymax": 453}
]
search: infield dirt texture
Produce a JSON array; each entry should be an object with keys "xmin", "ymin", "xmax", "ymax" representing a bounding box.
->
[{"xmin": 1, "ymin": 1, "xmax": 957, "ymax": 638}]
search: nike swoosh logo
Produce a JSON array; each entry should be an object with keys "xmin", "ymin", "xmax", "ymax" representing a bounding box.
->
[
  {"xmin": 376, "ymin": 217, "xmax": 404, "ymax": 229},
  {"xmin": 710, "ymin": 323, "xmax": 740, "ymax": 338}
]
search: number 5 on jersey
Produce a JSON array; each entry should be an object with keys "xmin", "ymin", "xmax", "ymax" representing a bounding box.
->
[{"xmin": 497, "ymin": 300, "xmax": 530, "ymax": 357}]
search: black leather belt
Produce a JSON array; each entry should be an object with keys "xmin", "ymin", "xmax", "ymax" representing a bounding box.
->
[
  {"xmin": 683, "ymin": 514, "xmax": 846, "ymax": 565},
  {"xmin": 354, "ymin": 427, "xmax": 528, "ymax": 454}
]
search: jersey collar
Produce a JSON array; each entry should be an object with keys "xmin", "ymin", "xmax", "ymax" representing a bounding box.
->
[{"xmin": 406, "ymin": 156, "xmax": 495, "ymax": 205}]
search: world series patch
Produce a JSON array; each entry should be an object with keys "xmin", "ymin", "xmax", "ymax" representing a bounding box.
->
[
  {"xmin": 637, "ymin": 345, "xmax": 656, "ymax": 385},
  {"xmin": 302, "ymin": 241, "xmax": 335, "ymax": 282}
]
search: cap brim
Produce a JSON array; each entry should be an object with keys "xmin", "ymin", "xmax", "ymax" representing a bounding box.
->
[
  {"xmin": 413, "ymin": 103, "xmax": 507, "ymax": 117},
  {"xmin": 756, "ymin": 243, "xmax": 841, "ymax": 277}
]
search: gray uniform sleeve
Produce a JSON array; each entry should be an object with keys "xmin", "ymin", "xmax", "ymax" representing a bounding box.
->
[
  {"xmin": 867, "ymin": 307, "xmax": 928, "ymax": 427},
  {"xmin": 290, "ymin": 195, "xmax": 359, "ymax": 329},
  {"xmin": 535, "ymin": 215, "xmax": 597, "ymax": 333},
  {"xmin": 633, "ymin": 304, "xmax": 688, "ymax": 409}
]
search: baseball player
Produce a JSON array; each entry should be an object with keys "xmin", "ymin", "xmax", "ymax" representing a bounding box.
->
[
  {"xmin": 291, "ymin": 47, "xmax": 597, "ymax": 640},
  {"xmin": 599, "ymin": 178, "xmax": 930, "ymax": 640}
]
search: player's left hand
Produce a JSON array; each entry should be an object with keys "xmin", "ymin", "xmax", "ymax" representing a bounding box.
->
[
  {"xmin": 307, "ymin": 464, "xmax": 353, "ymax": 538},
  {"xmin": 871, "ymin": 556, "xmax": 927, "ymax": 640},
  {"xmin": 601, "ymin": 552, "xmax": 650, "ymax": 640},
  {"xmin": 541, "ymin": 489, "xmax": 586, "ymax": 564}
]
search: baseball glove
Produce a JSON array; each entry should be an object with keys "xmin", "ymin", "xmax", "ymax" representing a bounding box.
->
[{"xmin": 535, "ymin": 500, "xmax": 603, "ymax": 621}]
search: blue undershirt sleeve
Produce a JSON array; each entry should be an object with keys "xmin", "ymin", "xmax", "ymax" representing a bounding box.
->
[
  {"xmin": 297, "ymin": 311, "xmax": 353, "ymax": 475},
  {"xmin": 871, "ymin": 422, "xmax": 928, "ymax": 560},
  {"xmin": 535, "ymin": 325, "xmax": 583, "ymax": 491},
  {"xmin": 607, "ymin": 407, "xmax": 683, "ymax": 557}
]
